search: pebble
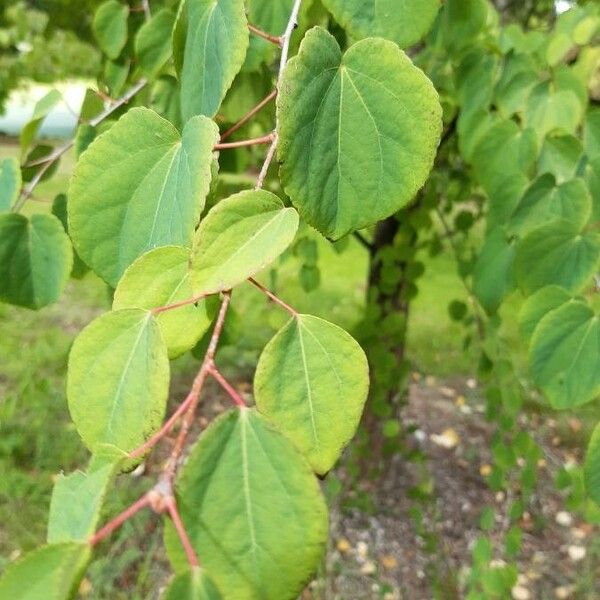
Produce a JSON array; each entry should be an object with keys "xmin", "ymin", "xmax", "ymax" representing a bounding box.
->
[
  {"xmin": 430, "ymin": 428, "xmax": 460, "ymax": 449},
  {"xmin": 512, "ymin": 585, "xmax": 531, "ymax": 600},
  {"xmin": 555, "ymin": 511, "xmax": 573, "ymax": 527},
  {"xmin": 439, "ymin": 386, "xmax": 456, "ymax": 398},
  {"xmin": 356, "ymin": 541, "xmax": 369, "ymax": 559},
  {"xmin": 360, "ymin": 561, "xmax": 376, "ymax": 575},
  {"xmin": 567, "ymin": 545, "xmax": 586, "ymax": 562},
  {"xmin": 425, "ymin": 375, "xmax": 437, "ymax": 387},
  {"xmin": 554, "ymin": 585, "xmax": 576, "ymax": 599},
  {"xmin": 336, "ymin": 538, "xmax": 351, "ymax": 554}
]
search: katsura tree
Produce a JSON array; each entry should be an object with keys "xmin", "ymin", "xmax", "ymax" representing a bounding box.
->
[
  {"xmin": 2, "ymin": 0, "xmax": 600, "ymax": 598},
  {"xmin": 0, "ymin": 0, "xmax": 442, "ymax": 597}
]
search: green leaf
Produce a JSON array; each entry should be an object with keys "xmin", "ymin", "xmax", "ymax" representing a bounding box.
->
[
  {"xmin": 518, "ymin": 285, "xmax": 572, "ymax": 340},
  {"xmin": 93, "ymin": 0, "xmax": 128, "ymax": 59},
  {"xmin": 0, "ymin": 157, "xmax": 21, "ymax": 212},
  {"xmin": 437, "ymin": 0, "xmax": 488, "ymax": 55},
  {"xmin": 51, "ymin": 194, "xmax": 89, "ymax": 280},
  {"xmin": 585, "ymin": 422, "xmax": 600, "ymax": 506},
  {"xmin": 164, "ymin": 569, "xmax": 222, "ymax": 600},
  {"xmin": 538, "ymin": 133, "xmax": 583, "ymax": 183},
  {"xmin": 254, "ymin": 314, "xmax": 369, "ymax": 474},
  {"xmin": 585, "ymin": 156, "xmax": 600, "ymax": 222},
  {"xmin": 0, "ymin": 213, "xmax": 73, "ymax": 309},
  {"xmin": 135, "ymin": 9, "xmax": 176, "ymax": 77},
  {"xmin": 0, "ymin": 543, "xmax": 90, "ymax": 600},
  {"xmin": 113, "ymin": 246, "xmax": 216, "ymax": 358},
  {"xmin": 67, "ymin": 309, "xmax": 170, "ymax": 453},
  {"xmin": 79, "ymin": 88, "xmax": 105, "ymax": 122},
  {"xmin": 69, "ymin": 107, "xmax": 218, "ymax": 286},
  {"xmin": 515, "ymin": 219, "xmax": 600, "ymax": 295},
  {"xmin": 530, "ymin": 300, "xmax": 600, "ymax": 409},
  {"xmin": 47, "ymin": 455, "xmax": 120, "ymax": 544},
  {"xmin": 524, "ymin": 83, "xmax": 583, "ymax": 144},
  {"xmin": 584, "ymin": 107, "xmax": 600, "ymax": 158},
  {"xmin": 508, "ymin": 175, "xmax": 592, "ymax": 236},
  {"xmin": 546, "ymin": 32, "xmax": 573, "ymax": 67},
  {"xmin": 472, "ymin": 121, "xmax": 538, "ymax": 200},
  {"xmin": 168, "ymin": 408, "xmax": 328, "ymax": 599},
  {"xmin": 20, "ymin": 90, "xmax": 62, "ymax": 159},
  {"xmin": 321, "ymin": 0, "xmax": 440, "ymax": 49},
  {"xmin": 176, "ymin": 0, "xmax": 249, "ymax": 120},
  {"xmin": 190, "ymin": 190, "xmax": 299, "ymax": 295},
  {"xmin": 277, "ymin": 27, "xmax": 442, "ymax": 239},
  {"xmin": 473, "ymin": 228, "xmax": 516, "ymax": 315}
]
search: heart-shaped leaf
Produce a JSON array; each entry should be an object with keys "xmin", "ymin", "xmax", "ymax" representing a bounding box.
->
[
  {"xmin": 529, "ymin": 300, "xmax": 600, "ymax": 409},
  {"xmin": 277, "ymin": 27, "xmax": 442, "ymax": 239},
  {"xmin": 0, "ymin": 543, "xmax": 90, "ymax": 600},
  {"xmin": 176, "ymin": 0, "xmax": 249, "ymax": 120},
  {"xmin": 135, "ymin": 9, "xmax": 176, "ymax": 77},
  {"xmin": 508, "ymin": 175, "xmax": 592, "ymax": 236},
  {"xmin": 67, "ymin": 309, "xmax": 170, "ymax": 453},
  {"xmin": 518, "ymin": 285, "xmax": 572, "ymax": 340},
  {"xmin": 93, "ymin": 0, "xmax": 128, "ymax": 59},
  {"xmin": 69, "ymin": 107, "xmax": 218, "ymax": 286},
  {"xmin": 321, "ymin": 0, "xmax": 440, "ymax": 49},
  {"xmin": 254, "ymin": 314, "xmax": 369, "ymax": 474},
  {"xmin": 515, "ymin": 219, "xmax": 600, "ymax": 295},
  {"xmin": 0, "ymin": 213, "xmax": 73, "ymax": 309},
  {"xmin": 164, "ymin": 569, "xmax": 222, "ymax": 600},
  {"xmin": 47, "ymin": 455, "xmax": 120, "ymax": 544},
  {"xmin": 167, "ymin": 409, "xmax": 328, "ymax": 599},
  {"xmin": 113, "ymin": 246, "xmax": 216, "ymax": 358},
  {"xmin": 190, "ymin": 190, "xmax": 299, "ymax": 295}
]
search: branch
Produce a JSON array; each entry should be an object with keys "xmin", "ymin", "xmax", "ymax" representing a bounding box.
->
[
  {"xmin": 152, "ymin": 292, "xmax": 211, "ymax": 315},
  {"xmin": 255, "ymin": 134, "xmax": 278, "ymax": 190},
  {"xmin": 214, "ymin": 133, "xmax": 275, "ymax": 150},
  {"xmin": 162, "ymin": 293, "xmax": 232, "ymax": 483},
  {"xmin": 220, "ymin": 89, "xmax": 277, "ymax": 141},
  {"xmin": 165, "ymin": 497, "xmax": 199, "ymax": 568},
  {"xmin": 248, "ymin": 23, "xmax": 282, "ymax": 46},
  {"xmin": 248, "ymin": 277, "xmax": 298, "ymax": 316},
  {"xmin": 141, "ymin": 0, "xmax": 151, "ymax": 20},
  {"xmin": 208, "ymin": 365, "xmax": 247, "ymax": 408},
  {"xmin": 89, "ymin": 493, "xmax": 151, "ymax": 546},
  {"xmin": 128, "ymin": 389, "xmax": 197, "ymax": 459},
  {"xmin": 278, "ymin": 0, "xmax": 303, "ymax": 83},
  {"xmin": 353, "ymin": 231, "xmax": 373, "ymax": 252},
  {"xmin": 255, "ymin": 0, "xmax": 303, "ymax": 190},
  {"xmin": 14, "ymin": 78, "xmax": 148, "ymax": 213}
]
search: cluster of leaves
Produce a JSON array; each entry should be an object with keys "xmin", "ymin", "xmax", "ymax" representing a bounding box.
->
[
  {"xmin": 415, "ymin": 2, "xmax": 600, "ymax": 597},
  {"xmin": 0, "ymin": 0, "xmax": 445, "ymax": 598}
]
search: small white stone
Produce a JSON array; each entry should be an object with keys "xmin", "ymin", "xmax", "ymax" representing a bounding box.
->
[
  {"xmin": 512, "ymin": 585, "xmax": 531, "ymax": 600},
  {"xmin": 360, "ymin": 561, "xmax": 376, "ymax": 575},
  {"xmin": 414, "ymin": 429, "xmax": 426, "ymax": 442},
  {"xmin": 567, "ymin": 545, "xmax": 586, "ymax": 562},
  {"xmin": 356, "ymin": 541, "xmax": 369, "ymax": 559},
  {"xmin": 554, "ymin": 584, "xmax": 576, "ymax": 599},
  {"xmin": 555, "ymin": 511, "xmax": 573, "ymax": 527}
]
